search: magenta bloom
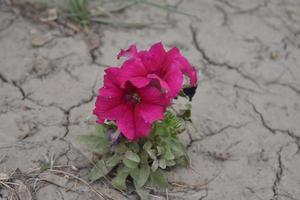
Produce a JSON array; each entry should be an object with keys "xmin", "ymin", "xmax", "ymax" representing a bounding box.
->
[
  {"xmin": 117, "ymin": 42, "xmax": 198, "ymax": 98},
  {"xmin": 93, "ymin": 67, "xmax": 171, "ymax": 140},
  {"xmin": 94, "ymin": 43, "xmax": 198, "ymax": 141}
]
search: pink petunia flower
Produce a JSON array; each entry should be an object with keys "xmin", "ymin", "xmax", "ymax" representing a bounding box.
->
[
  {"xmin": 117, "ymin": 42, "xmax": 198, "ymax": 98},
  {"xmin": 93, "ymin": 67, "xmax": 171, "ymax": 141}
]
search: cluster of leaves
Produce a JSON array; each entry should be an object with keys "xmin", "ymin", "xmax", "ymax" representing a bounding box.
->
[{"xmin": 80, "ymin": 111, "xmax": 189, "ymax": 199}]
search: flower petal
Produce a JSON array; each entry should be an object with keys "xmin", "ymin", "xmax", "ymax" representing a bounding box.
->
[
  {"xmin": 99, "ymin": 87, "xmax": 123, "ymax": 98},
  {"xmin": 187, "ymin": 66, "xmax": 198, "ymax": 86},
  {"xmin": 114, "ymin": 104, "xmax": 135, "ymax": 140},
  {"xmin": 127, "ymin": 77, "xmax": 151, "ymax": 89},
  {"xmin": 136, "ymin": 102, "xmax": 165, "ymax": 123},
  {"xmin": 117, "ymin": 44, "xmax": 138, "ymax": 59},
  {"xmin": 146, "ymin": 73, "xmax": 170, "ymax": 94},
  {"xmin": 162, "ymin": 64, "xmax": 184, "ymax": 97},
  {"xmin": 104, "ymin": 67, "xmax": 122, "ymax": 87},
  {"xmin": 167, "ymin": 47, "xmax": 198, "ymax": 86},
  {"xmin": 133, "ymin": 110, "xmax": 152, "ymax": 139},
  {"xmin": 115, "ymin": 104, "xmax": 151, "ymax": 140},
  {"xmin": 93, "ymin": 95, "xmax": 123, "ymax": 123},
  {"xmin": 138, "ymin": 85, "xmax": 171, "ymax": 106},
  {"xmin": 120, "ymin": 59, "xmax": 148, "ymax": 88},
  {"xmin": 139, "ymin": 42, "xmax": 166, "ymax": 73},
  {"xmin": 94, "ymin": 67, "xmax": 124, "ymax": 122}
]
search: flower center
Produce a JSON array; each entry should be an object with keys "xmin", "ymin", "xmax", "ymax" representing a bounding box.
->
[
  {"xmin": 124, "ymin": 92, "xmax": 141, "ymax": 104},
  {"xmin": 132, "ymin": 93, "xmax": 141, "ymax": 102}
]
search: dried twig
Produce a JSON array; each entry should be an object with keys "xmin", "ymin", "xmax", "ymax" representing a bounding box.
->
[{"xmin": 48, "ymin": 169, "xmax": 107, "ymax": 200}]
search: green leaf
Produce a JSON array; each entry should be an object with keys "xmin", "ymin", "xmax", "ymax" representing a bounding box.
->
[
  {"xmin": 146, "ymin": 149, "xmax": 157, "ymax": 160},
  {"xmin": 151, "ymin": 159, "xmax": 158, "ymax": 172},
  {"xmin": 179, "ymin": 90, "xmax": 188, "ymax": 98},
  {"xmin": 123, "ymin": 158, "xmax": 138, "ymax": 169},
  {"xmin": 169, "ymin": 138, "xmax": 185, "ymax": 157},
  {"xmin": 80, "ymin": 135, "xmax": 109, "ymax": 153},
  {"xmin": 130, "ymin": 164, "xmax": 150, "ymax": 188},
  {"xmin": 161, "ymin": 111, "xmax": 183, "ymax": 135},
  {"xmin": 112, "ymin": 166, "xmax": 129, "ymax": 190},
  {"xmin": 149, "ymin": 169, "xmax": 169, "ymax": 188},
  {"xmin": 39, "ymin": 161, "xmax": 50, "ymax": 172},
  {"xmin": 115, "ymin": 142, "xmax": 127, "ymax": 154},
  {"xmin": 137, "ymin": 164, "xmax": 150, "ymax": 187},
  {"xmin": 179, "ymin": 108, "xmax": 191, "ymax": 120},
  {"xmin": 68, "ymin": 0, "xmax": 91, "ymax": 26},
  {"xmin": 136, "ymin": 188, "xmax": 150, "ymax": 200},
  {"xmin": 153, "ymin": 125, "xmax": 168, "ymax": 137},
  {"xmin": 177, "ymin": 104, "xmax": 192, "ymax": 121},
  {"xmin": 88, "ymin": 160, "xmax": 110, "ymax": 181},
  {"xmin": 104, "ymin": 121, "xmax": 117, "ymax": 130},
  {"xmin": 129, "ymin": 168, "xmax": 139, "ymax": 182},
  {"xmin": 165, "ymin": 160, "xmax": 176, "ymax": 167},
  {"xmin": 94, "ymin": 124, "xmax": 106, "ymax": 138},
  {"xmin": 143, "ymin": 141, "xmax": 152, "ymax": 150},
  {"xmin": 176, "ymin": 155, "xmax": 190, "ymax": 167},
  {"xmin": 163, "ymin": 146, "xmax": 175, "ymax": 160},
  {"xmin": 157, "ymin": 146, "xmax": 163, "ymax": 156},
  {"xmin": 106, "ymin": 154, "xmax": 122, "ymax": 168},
  {"xmin": 128, "ymin": 142, "xmax": 140, "ymax": 153},
  {"xmin": 158, "ymin": 159, "xmax": 166, "ymax": 169},
  {"xmin": 139, "ymin": 150, "xmax": 149, "ymax": 164},
  {"xmin": 125, "ymin": 150, "xmax": 140, "ymax": 163}
]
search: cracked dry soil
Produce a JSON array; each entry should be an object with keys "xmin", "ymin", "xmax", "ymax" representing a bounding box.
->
[{"xmin": 1, "ymin": 0, "xmax": 300, "ymax": 199}]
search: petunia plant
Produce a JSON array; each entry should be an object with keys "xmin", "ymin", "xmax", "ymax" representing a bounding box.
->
[{"xmin": 81, "ymin": 42, "xmax": 198, "ymax": 199}]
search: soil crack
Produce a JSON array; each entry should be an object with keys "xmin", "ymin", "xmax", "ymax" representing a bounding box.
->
[
  {"xmin": 187, "ymin": 121, "xmax": 250, "ymax": 148},
  {"xmin": 249, "ymin": 101, "xmax": 300, "ymax": 151},
  {"xmin": 271, "ymin": 147, "xmax": 283, "ymax": 200},
  {"xmin": 190, "ymin": 25, "xmax": 262, "ymax": 89}
]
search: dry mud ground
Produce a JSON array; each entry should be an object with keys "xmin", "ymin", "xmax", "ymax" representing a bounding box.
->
[{"xmin": 1, "ymin": 0, "xmax": 300, "ymax": 199}]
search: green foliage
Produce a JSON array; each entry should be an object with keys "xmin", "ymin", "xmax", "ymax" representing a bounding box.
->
[
  {"xmin": 130, "ymin": 163, "xmax": 150, "ymax": 188},
  {"xmin": 128, "ymin": 142, "xmax": 140, "ymax": 153},
  {"xmin": 151, "ymin": 159, "xmax": 158, "ymax": 171},
  {"xmin": 177, "ymin": 103, "xmax": 192, "ymax": 122},
  {"xmin": 81, "ymin": 111, "xmax": 189, "ymax": 199},
  {"xmin": 80, "ymin": 125, "xmax": 109, "ymax": 154},
  {"xmin": 112, "ymin": 166, "xmax": 130, "ymax": 190},
  {"xmin": 80, "ymin": 135, "xmax": 109, "ymax": 153},
  {"xmin": 38, "ymin": 161, "xmax": 51, "ymax": 172},
  {"xmin": 95, "ymin": 124, "xmax": 107, "ymax": 137},
  {"xmin": 106, "ymin": 154, "xmax": 122, "ymax": 168},
  {"xmin": 123, "ymin": 158, "xmax": 138, "ymax": 169},
  {"xmin": 158, "ymin": 111, "xmax": 185, "ymax": 135},
  {"xmin": 125, "ymin": 150, "xmax": 140, "ymax": 163},
  {"xmin": 149, "ymin": 169, "xmax": 169, "ymax": 188},
  {"xmin": 114, "ymin": 142, "xmax": 127, "ymax": 154},
  {"xmin": 68, "ymin": 0, "xmax": 91, "ymax": 26},
  {"xmin": 88, "ymin": 160, "xmax": 111, "ymax": 181}
]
